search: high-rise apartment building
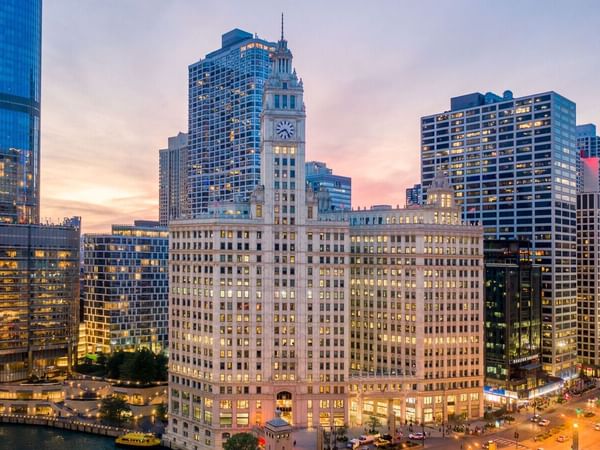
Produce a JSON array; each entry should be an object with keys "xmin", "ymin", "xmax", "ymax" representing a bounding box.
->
[
  {"xmin": 187, "ymin": 29, "xmax": 275, "ymax": 216},
  {"xmin": 83, "ymin": 221, "xmax": 168, "ymax": 354},
  {"xmin": 0, "ymin": 218, "xmax": 80, "ymax": 382},
  {"xmin": 159, "ymin": 132, "xmax": 189, "ymax": 226},
  {"xmin": 165, "ymin": 33, "xmax": 350, "ymax": 450},
  {"xmin": 326, "ymin": 172, "xmax": 484, "ymax": 425},
  {"xmin": 0, "ymin": 0, "xmax": 42, "ymax": 224},
  {"xmin": 405, "ymin": 183, "xmax": 422, "ymax": 206},
  {"xmin": 577, "ymin": 157, "xmax": 600, "ymax": 377},
  {"xmin": 483, "ymin": 240, "xmax": 544, "ymax": 407},
  {"xmin": 305, "ymin": 161, "xmax": 351, "ymax": 212},
  {"xmin": 421, "ymin": 90, "xmax": 578, "ymax": 379},
  {"xmin": 577, "ymin": 124, "xmax": 600, "ymax": 158}
]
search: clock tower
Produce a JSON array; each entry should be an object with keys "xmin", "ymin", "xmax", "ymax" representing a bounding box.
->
[{"xmin": 259, "ymin": 20, "xmax": 308, "ymax": 225}]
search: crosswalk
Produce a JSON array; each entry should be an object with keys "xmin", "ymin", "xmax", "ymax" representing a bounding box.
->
[{"xmin": 489, "ymin": 437, "xmax": 529, "ymax": 449}]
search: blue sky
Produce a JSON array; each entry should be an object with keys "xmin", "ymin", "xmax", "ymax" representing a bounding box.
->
[{"xmin": 40, "ymin": 0, "xmax": 600, "ymax": 231}]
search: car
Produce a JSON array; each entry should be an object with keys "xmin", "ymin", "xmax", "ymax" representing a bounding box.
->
[
  {"xmin": 358, "ymin": 434, "xmax": 380, "ymax": 445},
  {"xmin": 381, "ymin": 434, "xmax": 393, "ymax": 441},
  {"xmin": 538, "ymin": 419, "xmax": 550, "ymax": 426},
  {"xmin": 556, "ymin": 435, "xmax": 567, "ymax": 442},
  {"xmin": 346, "ymin": 438, "xmax": 360, "ymax": 449},
  {"xmin": 374, "ymin": 438, "xmax": 391, "ymax": 448},
  {"xmin": 530, "ymin": 414, "xmax": 541, "ymax": 422},
  {"xmin": 585, "ymin": 411, "xmax": 596, "ymax": 418},
  {"xmin": 408, "ymin": 432, "xmax": 425, "ymax": 440},
  {"xmin": 482, "ymin": 441, "xmax": 497, "ymax": 450},
  {"xmin": 594, "ymin": 423, "xmax": 600, "ymax": 431}
]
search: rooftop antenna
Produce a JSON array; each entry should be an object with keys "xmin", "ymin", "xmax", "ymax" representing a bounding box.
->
[{"xmin": 281, "ymin": 13, "xmax": 284, "ymax": 40}]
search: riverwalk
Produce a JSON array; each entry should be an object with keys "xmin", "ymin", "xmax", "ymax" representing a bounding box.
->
[{"xmin": 0, "ymin": 413, "xmax": 132, "ymax": 437}]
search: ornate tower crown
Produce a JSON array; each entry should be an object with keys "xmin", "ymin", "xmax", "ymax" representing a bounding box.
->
[
  {"xmin": 426, "ymin": 171, "xmax": 456, "ymax": 209},
  {"xmin": 267, "ymin": 14, "xmax": 298, "ymax": 86}
]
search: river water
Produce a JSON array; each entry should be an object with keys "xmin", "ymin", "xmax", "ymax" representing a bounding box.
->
[{"xmin": 0, "ymin": 424, "xmax": 116, "ymax": 449}]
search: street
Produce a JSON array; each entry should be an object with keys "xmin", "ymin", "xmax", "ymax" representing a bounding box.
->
[{"xmin": 293, "ymin": 388, "xmax": 600, "ymax": 450}]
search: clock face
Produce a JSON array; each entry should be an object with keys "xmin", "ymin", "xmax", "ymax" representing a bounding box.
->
[{"xmin": 276, "ymin": 120, "xmax": 295, "ymax": 140}]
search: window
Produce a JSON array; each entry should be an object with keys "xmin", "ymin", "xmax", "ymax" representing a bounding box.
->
[
  {"xmin": 290, "ymin": 95, "xmax": 296, "ymax": 109},
  {"xmin": 275, "ymin": 95, "xmax": 280, "ymax": 108}
]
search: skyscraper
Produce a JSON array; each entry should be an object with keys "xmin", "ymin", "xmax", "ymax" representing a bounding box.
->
[
  {"xmin": 83, "ymin": 220, "xmax": 168, "ymax": 354},
  {"xmin": 577, "ymin": 157, "xmax": 600, "ymax": 377},
  {"xmin": 0, "ymin": 0, "xmax": 42, "ymax": 224},
  {"xmin": 577, "ymin": 124, "xmax": 600, "ymax": 158},
  {"xmin": 187, "ymin": 29, "xmax": 275, "ymax": 216},
  {"xmin": 0, "ymin": 218, "xmax": 80, "ymax": 382},
  {"xmin": 484, "ymin": 240, "xmax": 544, "ymax": 408},
  {"xmin": 421, "ymin": 90, "xmax": 578, "ymax": 379},
  {"xmin": 405, "ymin": 183, "xmax": 422, "ymax": 206},
  {"xmin": 305, "ymin": 161, "xmax": 351, "ymax": 212},
  {"xmin": 165, "ymin": 31, "xmax": 349, "ymax": 449},
  {"xmin": 159, "ymin": 132, "xmax": 188, "ymax": 226}
]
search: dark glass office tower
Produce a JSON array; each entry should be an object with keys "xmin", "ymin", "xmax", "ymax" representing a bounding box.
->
[
  {"xmin": 484, "ymin": 240, "xmax": 544, "ymax": 406},
  {"xmin": 0, "ymin": 0, "xmax": 41, "ymax": 224}
]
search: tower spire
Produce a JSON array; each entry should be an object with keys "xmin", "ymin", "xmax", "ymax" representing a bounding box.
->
[{"xmin": 281, "ymin": 13, "xmax": 284, "ymax": 41}]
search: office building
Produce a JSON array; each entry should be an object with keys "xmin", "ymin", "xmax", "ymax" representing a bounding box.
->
[
  {"xmin": 83, "ymin": 220, "xmax": 168, "ymax": 354},
  {"xmin": 187, "ymin": 29, "xmax": 275, "ymax": 216},
  {"xmin": 577, "ymin": 157, "xmax": 600, "ymax": 376},
  {"xmin": 0, "ymin": 218, "xmax": 80, "ymax": 382},
  {"xmin": 159, "ymin": 132, "xmax": 189, "ymax": 226},
  {"xmin": 327, "ymin": 172, "xmax": 484, "ymax": 425},
  {"xmin": 165, "ymin": 32, "xmax": 350, "ymax": 450},
  {"xmin": 421, "ymin": 90, "xmax": 578, "ymax": 379},
  {"xmin": 405, "ymin": 183, "xmax": 422, "ymax": 206},
  {"xmin": 305, "ymin": 161, "xmax": 351, "ymax": 212},
  {"xmin": 0, "ymin": 0, "xmax": 42, "ymax": 224},
  {"xmin": 577, "ymin": 124, "xmax": 600, "ymax": 158},
  {"xmin": 483, "ymin": 240, "xmax": 546, "ymax": 408}
]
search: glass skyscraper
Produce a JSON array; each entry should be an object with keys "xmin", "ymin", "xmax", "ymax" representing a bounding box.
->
[
  {"xmin": 305, "ymin": 161, "xmax": 351, "ymax": 212},
  {"xmin": 0, "ymin": 218, "xmax": 80, "ymax": 382},
  {"xmin": 187, "ymin": 29, "xmax": 275, "ymax": 216},
  {"xmin": 0, "ymin": 0, "xmax": 42, "ymax": 224},
  {"xmin": 159, "ymin": 132, "xmax": 188, "ymax": 226},
  {"xmin": 421, "ymin": 90, "xmax": 578, "ymax": 379}
]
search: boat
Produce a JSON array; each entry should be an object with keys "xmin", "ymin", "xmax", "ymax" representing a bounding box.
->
[{"xmin": 115, "ymin": 432, "xmax": 162, "ymax": 449}]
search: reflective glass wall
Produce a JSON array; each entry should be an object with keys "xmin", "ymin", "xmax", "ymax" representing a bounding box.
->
[{"xmin": 0, "ymin": 0, "xmax": 42, "ymax": 224}]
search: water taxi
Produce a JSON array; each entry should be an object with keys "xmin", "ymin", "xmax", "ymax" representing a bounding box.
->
[{"xmin": 115, "ymin": 432, "xmax": 162, "ymax": 448}]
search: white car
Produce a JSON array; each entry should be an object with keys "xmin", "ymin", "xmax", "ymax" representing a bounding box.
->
[
  {"xmin": 538, "ymin": 419, "xmax": 550, "ymax": 426},
  {"xmin": 556, "ymin": 435, "xmax": 567, "ymax": 442},
  {"xmin": 594, "ymin": 423, "xmax": 600, "ymax": 431},
  {"xmin": 409, "ymin": 432, "xmax": 425, "ymax": 440}
]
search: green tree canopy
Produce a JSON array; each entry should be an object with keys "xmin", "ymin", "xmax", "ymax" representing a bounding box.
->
[
  {"xmin": 99, "ymin": 395, "xmax": 131, "ymax": 426},
  {"xmin": 223, "ymin": 432, "xmax": 258, "ymax": 450}
]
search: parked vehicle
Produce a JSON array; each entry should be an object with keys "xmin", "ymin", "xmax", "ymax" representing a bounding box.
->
[
  {"xmin": 408, "ymin": 432, "xmax": 425, "ymax": 440},
  {"xmin": 346, "ymin": 438, "xmax": 360, "ymax": 449},
  {"xmin": 374, "ymin": 438, "xmax": 391, "ymax": 448},
  {"xmin": 358, "ymin": 434, "xmax": 380, "ymax": 445}
]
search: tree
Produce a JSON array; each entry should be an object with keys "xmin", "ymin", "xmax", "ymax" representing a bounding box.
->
[
  {"xmin": 366, "ymin": 415, "xmax": 381, "ymax": 434},
  {"xmin": 106, "ymin": 351, "xmax": 126, "ymax": 379},
  {"xmin": 223, "ymin": 432, "xmax": 258, "ymax": 450},
  {"xmin": 336, "ymin": 423, "xmax": 349, "ymax": 441},
  {"xmin": 155, "ymin": 402, "xmax": 167, "ymax": 422},
  {"xmin": 99, "ymin": 395, "xmax": 131, "ymax": 426}
]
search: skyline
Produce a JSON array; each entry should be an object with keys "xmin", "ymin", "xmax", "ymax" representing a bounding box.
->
[{"xmin": 40, "ymin": 0, "xmax": 600, "ymax": 232}]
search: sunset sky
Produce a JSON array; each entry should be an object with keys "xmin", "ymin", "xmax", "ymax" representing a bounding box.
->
[{"xmin": 40, "ymin": 0, "xmax": 600, "ymax": 232}]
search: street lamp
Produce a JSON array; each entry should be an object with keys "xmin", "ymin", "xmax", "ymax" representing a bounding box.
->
[{"xmin": 572, "ymin": 423, "xmax": 579, "ymax": 450}]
